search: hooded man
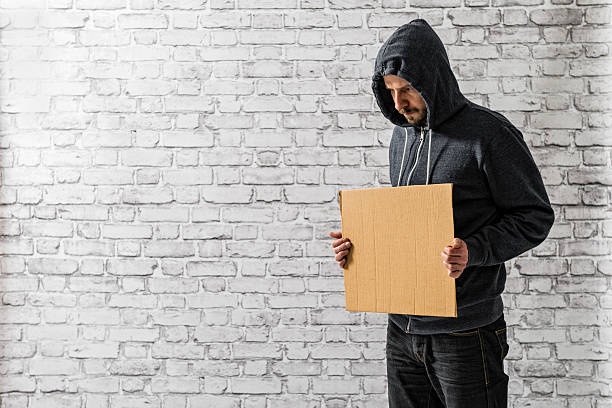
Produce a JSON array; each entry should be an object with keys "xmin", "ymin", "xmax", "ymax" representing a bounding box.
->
[{"xmin": 330, "ymin": 18, "xmax": 554, "ymax": 407}]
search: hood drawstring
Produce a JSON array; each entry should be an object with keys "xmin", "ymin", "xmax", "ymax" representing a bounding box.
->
[
  {"xmin": 426, "ymin": 128, "xmax": 432, "ymax": 185},
  {"xmin": 396, "ymin": 127, "xmax": 433, "ymax": 187}
]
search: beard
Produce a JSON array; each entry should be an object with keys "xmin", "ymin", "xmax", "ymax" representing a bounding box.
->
[{"xmin": 401, "ymin": 109, "xmax": 427, "ymax": 127}]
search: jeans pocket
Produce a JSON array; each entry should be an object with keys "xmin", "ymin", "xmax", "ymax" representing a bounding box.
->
[
  {"xmin": 495, "ymin": 327, "xmax": 509, "ymax": 361},
  {"xmin": 447, "ymin": 329, "xmax": 479, "ymax": 336}
]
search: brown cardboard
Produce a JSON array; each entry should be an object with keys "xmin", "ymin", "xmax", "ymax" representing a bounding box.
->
[{"xmin": 338, "ymin": 183, "xmax": 456, "ymax": 317}]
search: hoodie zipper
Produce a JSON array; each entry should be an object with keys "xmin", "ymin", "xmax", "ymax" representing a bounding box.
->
[
  {"xmin": 405, "ymin": 128, "xmax": 425, "ymax": 334},
  {"xmin": 405, "ymin": 127, "xmax": 426, "ymax": 186}
]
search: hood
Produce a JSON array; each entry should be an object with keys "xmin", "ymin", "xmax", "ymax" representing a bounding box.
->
[{"xmin": 372, "ymin": 19, "xmax": 468, "ymax": 130}]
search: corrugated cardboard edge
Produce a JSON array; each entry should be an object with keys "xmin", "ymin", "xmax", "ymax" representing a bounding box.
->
[
  {"xmin": 338, "ymin": 189, "xmax": 357, "ymax": 309},
  {"xmin": 451, "ymin": 184, "xmax": 457, "ymax": 317}
]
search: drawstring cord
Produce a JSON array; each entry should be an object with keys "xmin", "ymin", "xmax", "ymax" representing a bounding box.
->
[
  {"xmin": 426, "ymin": 128, "xmax": 432, "ymax": 185},
  {"xmin": 397, "ymin": 128, "xmax": 409, "ymax": 187},
  {"xmin": 396, "ymin": 127, "xmax": 432, "ymax": 186}
]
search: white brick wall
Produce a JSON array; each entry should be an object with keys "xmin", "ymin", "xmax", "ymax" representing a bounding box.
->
[{"xmin": 0, "ymin": 0, "xmax": 610, "ymax": 406}]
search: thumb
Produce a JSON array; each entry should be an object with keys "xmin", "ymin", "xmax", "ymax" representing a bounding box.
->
[{"xmin": 452, "ymin": 238, "xmax": 463, "ymax": 248}]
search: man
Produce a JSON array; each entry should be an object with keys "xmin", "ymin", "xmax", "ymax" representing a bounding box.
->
[{"xmin": 329, "ymin": 19, "xmax": 554, "ymax": 407}]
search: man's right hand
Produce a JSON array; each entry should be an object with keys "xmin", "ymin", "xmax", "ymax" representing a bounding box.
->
[{"xmin": 329, "ymin": 231, "xmax": 351, "ymax": 269}]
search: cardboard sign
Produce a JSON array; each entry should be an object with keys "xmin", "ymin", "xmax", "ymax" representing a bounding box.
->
[{"xmin": 338, "ymin": 183, "xmax": 456, "ymax": 317}]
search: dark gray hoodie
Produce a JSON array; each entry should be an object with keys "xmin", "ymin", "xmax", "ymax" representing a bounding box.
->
[{"xmin": 372, "ymin": 19, "xmax": 555, "ymax": 334}]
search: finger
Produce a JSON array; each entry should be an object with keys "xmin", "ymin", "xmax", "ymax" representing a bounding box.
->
[
  {"xmin": 332, "ymin": 238, "xmax": 346, "ymax": 248},
  {"xmin": 445, "ymin": 251, "xmax": 467, "ymax": 261},
  {"xmin": 444, "ymin": 265, "xmax": 463, "ymax": 274},
  {"xmin": 334, "ymin": 241, "xmax": 351, "ymax": 254},
  {"xmin": 441, "ymin": 252, "xmax": 463, "ymax": 262},
  {"xmin": 335, "ymin": 250, "xmax": 348, "ymax": 262},
  {"xmin": 443, "ymin": 249, "xmax": 465, "ymax": 258},
  {"xmin": 443, "ymin": 260, "xmax": 464, "ymax": 271},
  {"xmin": 340, "ymin": 258, "xmax": 346, "ymax": 268},
  {"xmin": 443, "ymin": 258, "xmax": 467, "ymax": 269},
  {"xmin": 452, "ymin": 238, "xmax": 464, "ymax": 249}
]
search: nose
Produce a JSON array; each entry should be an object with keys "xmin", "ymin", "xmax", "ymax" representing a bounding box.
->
[{"xmin": 393, "ymin": 95, "xmax": 407, "ymax": 112}]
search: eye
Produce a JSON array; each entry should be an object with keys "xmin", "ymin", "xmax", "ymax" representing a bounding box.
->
[{"xmin": 385, "ymin": 87, "xmax": 411, "ymax": 93}]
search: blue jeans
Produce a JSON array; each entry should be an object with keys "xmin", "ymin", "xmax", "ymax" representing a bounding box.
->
[{"xmin": 386, "ymin": 313, "xmax": 509, "ymax": 408}]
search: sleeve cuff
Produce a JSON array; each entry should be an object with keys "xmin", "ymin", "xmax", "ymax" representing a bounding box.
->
[{"xmin": 463, "ymin": 236, "xmax": 482, "ymax": 268}]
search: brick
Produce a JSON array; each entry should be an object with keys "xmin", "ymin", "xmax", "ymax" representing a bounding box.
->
[
  {"xmin": 232, "ymin": 343, "xmax": 282, "ymax": 359},
  {"xmin": 530, "ymin": 9, "xmax": 583, "ymax": 25},
  {"xmin": 123, "ymin": 187, "xmax": 173, "ymax": 204},
  {"xmin": 3, "ymin": 168, "xmax": 53, "ymax": 185},
  {"xmin": 202, "ymin": 187, "xmax": 254, "ymax": 203},
  {"xmin": 2, "ymin": 97, "xmax": 50, "ymax": 113},
  {"xmin": 489, "ymin": 27, "xmax": 540, "ymax": 43},
  {"xmin": 187, "ymin": 293, "xmax": 238, "ymax": 308},
  {"xmin": 69, "ymin": 342, "xmax": 119, "ymax": 358},
  {"xmin": 503, "ymin": 8, "xmax": 528, "ymax": 25},
  {"xmin": 572, "ymin": 27, "xmax": 612, "ymax": 42},
  {"xmin": 367, "ymin": 12, "xmax": 418, "ymax": 27},
  {"xmin": 321, "ymin": 95, "xmax": 372, "ymax": 112},
  {"xmin": 231, "ymin": 378, "xmax": 281, "ymax": 394},
  {"xmin": 531, "ymin": 112, "xmax": 583, "ymax": 129},
  {"xmin": 555, "ymin": 277, "xmax": 608, "ymax": 293},
  {"xmin": 311, "ymin": 309, "xmax": 360, "ymax": 325},
  {"xmin": 272, "ymin": 362, "xmax": 321, "ymax": 376},
  {"xmin": 585, "ymin": 6, "xmax": 611, "ymax": 23},
  {"xmin": 516, "ymin": 294, "xmax": 567, "ymax": 309},
  {"xmin": 164, "ymin": 169, "xmax": 213, "ymax": 185},
  {"xmin": 283, "ymin": 186, "xmax": 335, "ymax": 204},
  {"xmin": 324, "ymin": 168, "xmax": 376, "ymax": 185},
  {"xmin": 0, "ymin": 377, "xmax": 36, "ymax": 393},
  {"xmin": 268, "ymin": 294, "xmax": 317, "ymax": 308},
  {"xmin": 64, "ymin": 240, "xmax": 113, "ymax": 256},
  {"xmin": 117, "ymin": 14, "xmax": 168, "ymax": 29},
  {"xmin": 243, "ymin": 168, "xmax": 293, "ymax": 184},
  {"xmin": 325, "ymin": 29, "xmax": 376, "ymax": 45},
  {"xmin": 490, "ymin": 95, "xmax": 542, "ymax": 111},
  {"xmin": 409, "ymin": 0, "xmax": 460, "ymax": 5},
  {"xmin": 448, "ymin": 9, "xmax": 501, "ymax": 25},
  {"xmin": 570, "ymin": 59, "xmax": 612, "ymax": 76},
  {"xmin": 312, "ymin": 378, "xmax": 360, "ymax": 394},
  {"xmin": 514, "ymin": 361, "xmax": 566, "ymax": 377},
  {"xmin": 323, "ymin": 130, "xmax": 376, "ymax": 146},
  {"xmin": 69, "ymin": 277, "xmax": 118, "ymax": 292},
  {"xmin": 143, "ymin": 242, "xmax": 195, "ymax": 257},
  {"xmin": 493, "ymin": 0, "xmax": 543, "ymax": 4},
  {"xmin": 271, "ymin": 328, "xmax": 322, "ymax": 342},
  {"xmin": 488, "ymin": 60, "xmax": 536, "ymax": 76},
  {"xmin": 109, "ymin": 359, "xmax": 160, "ymax": 375},
  {"xmin": 311, "ymin": 344, "xmax": 361, "ymax": 359},
  {"xmin": 76, "ymin": 0, "xmax": 126, "ymax": 8},
  {"xmin": 532, "ymin": 77, "xmax": 583, "ymax": 93},
  {"xmin": 576, "ymin": 95, "xmax": 612, "ymax": 112},
  {"xmin": 448, "ymin": 45, "xmax": 499, "ymax": 60},
  {"xmin": 284, "ymin": 149, "xmax": 335, "ymax": 166},
  {"xmin": 568, "ymin": 169, "xmax": 612, "ymax": 184}
]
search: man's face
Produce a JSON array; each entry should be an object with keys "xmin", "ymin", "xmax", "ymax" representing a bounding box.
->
[{"xmin": 383, "ymin": 74, "xmax": 428, "ymax": 127}]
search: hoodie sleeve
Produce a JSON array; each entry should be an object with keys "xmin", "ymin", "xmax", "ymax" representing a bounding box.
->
[{"xmin": 463, "ymin": 125, "xmax": 555, "ymax": 268}]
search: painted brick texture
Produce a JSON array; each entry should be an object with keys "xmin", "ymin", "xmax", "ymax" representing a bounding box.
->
[{"xmin": 0, "ymin": 1, "xmax": 610, "ymax": 406}]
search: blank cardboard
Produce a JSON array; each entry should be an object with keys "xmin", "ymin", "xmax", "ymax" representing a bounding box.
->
[{"xmin": 338, "ymin": 183, "xmax": 456, "ymax": 317}]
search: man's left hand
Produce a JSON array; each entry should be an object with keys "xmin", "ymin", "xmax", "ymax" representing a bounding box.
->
[{"xmin": 441, "ymin": 238, "xmax": 468, "ymax": 279}]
